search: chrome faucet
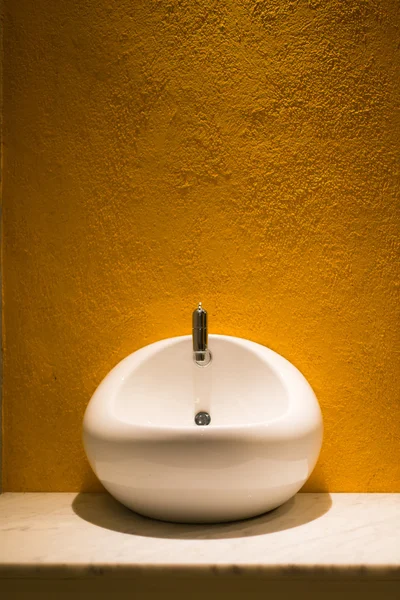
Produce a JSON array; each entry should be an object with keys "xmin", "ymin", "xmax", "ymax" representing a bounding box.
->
[{"xmin": 192, "ymin": 302, "xmax": 212, "ymax": 366}]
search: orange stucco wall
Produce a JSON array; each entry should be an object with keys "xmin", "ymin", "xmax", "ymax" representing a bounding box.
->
[{"xmin": 2, "ymin": 0, "xmax": 400, "ymax": 491}]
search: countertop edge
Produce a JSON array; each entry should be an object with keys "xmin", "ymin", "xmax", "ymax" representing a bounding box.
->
[{"xmin": 1, "ymin": 564, "xmax": 400, "ymax": 580}]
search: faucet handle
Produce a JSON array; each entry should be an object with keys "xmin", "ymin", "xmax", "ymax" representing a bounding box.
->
[{"xmin": 192, "ymin": 302, "xmax": 207, "ymax": 329}]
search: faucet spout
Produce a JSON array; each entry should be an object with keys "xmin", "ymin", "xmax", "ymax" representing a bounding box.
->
[{"xmin": 192, "ymin": 303, "xmax": 212, "ymax": 366}]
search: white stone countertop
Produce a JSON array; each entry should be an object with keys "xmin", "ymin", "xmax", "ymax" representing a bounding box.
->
[{"xmin": 0, "ymin": 493, "xmax": 399, "ymax": 580}]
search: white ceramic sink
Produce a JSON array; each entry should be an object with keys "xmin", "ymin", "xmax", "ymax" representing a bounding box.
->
[{"xmin": 83, "ymin": 335, "xmax": 323, "ymax": 523}]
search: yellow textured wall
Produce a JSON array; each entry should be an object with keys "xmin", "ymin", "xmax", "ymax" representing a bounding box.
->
[{"xmin": 2, "ymin": 0, "xmax": 400, "ymax": 492}]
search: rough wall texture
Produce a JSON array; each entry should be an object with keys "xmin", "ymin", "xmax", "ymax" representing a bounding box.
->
[
  {"xmin": 0, "ymin": 0, "xmax": 3, "ymax": 493},
  {"xmin": 3, "ymin": 0, "xmax": 400, "ymax": 491}
]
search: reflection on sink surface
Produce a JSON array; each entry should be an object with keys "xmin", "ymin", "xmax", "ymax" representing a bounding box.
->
[{"xmin": 83, "ymin": 335, "xmax": 323, "ymax": 523}]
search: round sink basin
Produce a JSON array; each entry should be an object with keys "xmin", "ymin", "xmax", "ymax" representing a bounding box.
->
[{"xmin": 83, "ymin": 335, "xmax": 323, "ymax": 523}]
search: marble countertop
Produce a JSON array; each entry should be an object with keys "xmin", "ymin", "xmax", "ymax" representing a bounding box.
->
[{"xmin": 0, "ymin": 493, "xmax": 399, "ymax": 579}]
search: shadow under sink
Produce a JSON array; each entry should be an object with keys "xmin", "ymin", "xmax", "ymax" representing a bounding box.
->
[{"xmin": 72, "ymin": 491, "xmax": 332, "ymax": 540}]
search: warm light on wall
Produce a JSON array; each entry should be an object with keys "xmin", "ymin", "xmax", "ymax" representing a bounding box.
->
[{"xmin": 2, "ymin": 0, "xmax": 400, "ymax": 492}]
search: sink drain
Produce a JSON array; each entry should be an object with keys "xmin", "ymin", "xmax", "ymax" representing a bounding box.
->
[{"xmin": 195, "ymin": 411, "xmax": 211, "ymax": 426}]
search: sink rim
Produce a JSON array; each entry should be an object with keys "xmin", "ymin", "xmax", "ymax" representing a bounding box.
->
[{"xmin": 83, "ymin": 334, "xmax": 322, "ymax": 442}]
